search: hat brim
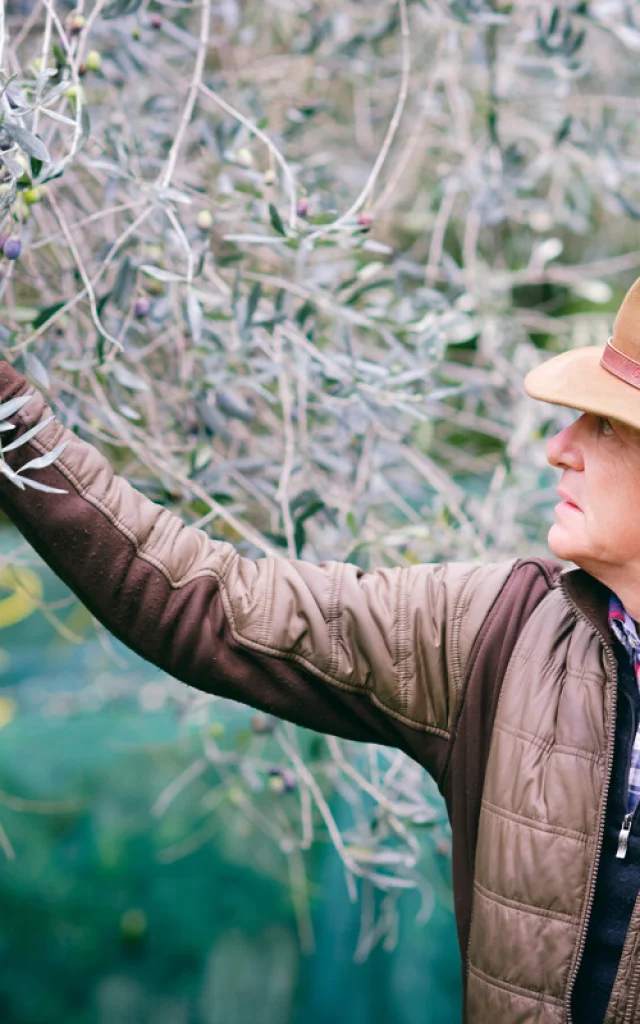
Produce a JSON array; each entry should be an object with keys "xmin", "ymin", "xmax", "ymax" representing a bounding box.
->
[{"xmin": 524, "ymin": 345, "xmax": 640, "ymax": 432}]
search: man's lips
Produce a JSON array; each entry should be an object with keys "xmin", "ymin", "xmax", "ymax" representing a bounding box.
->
[{"xmin": 557, "ymin": 489, "xmax": 582, "ymax": 512}]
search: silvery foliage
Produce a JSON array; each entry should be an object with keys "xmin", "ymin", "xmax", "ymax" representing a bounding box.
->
[
  {"xmin": 0, "ymin": 392, "xmax": 69, "ymax": 492},
  {"xmin": 0, "ymin": 0, "xmax": 638, "ymax": 945}
]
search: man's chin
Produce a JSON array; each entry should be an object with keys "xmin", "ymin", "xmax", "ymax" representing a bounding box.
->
[{"xmin": 547, "ymin": 523, "xmax": 585, "ymax": 564}]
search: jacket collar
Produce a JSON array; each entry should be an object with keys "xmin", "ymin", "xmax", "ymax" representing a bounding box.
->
[{"xmin": 559, "ymin": 566, "xmax": 615, "ymax": 647}]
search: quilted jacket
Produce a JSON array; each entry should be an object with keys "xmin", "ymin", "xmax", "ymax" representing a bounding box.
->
[{"xmin": 0, "ymin": 361, "xmax": 636, "ymax": 1022}]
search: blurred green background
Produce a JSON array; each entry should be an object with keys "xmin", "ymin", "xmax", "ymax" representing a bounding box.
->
[{"xmin": 0, "ymin": 525, "xmax": 460, "ymax": 1024}]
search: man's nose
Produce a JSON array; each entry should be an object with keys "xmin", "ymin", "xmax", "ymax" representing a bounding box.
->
[{"xmin": 546, "ymin": 418, "xmax": 586, "ymax": 471}]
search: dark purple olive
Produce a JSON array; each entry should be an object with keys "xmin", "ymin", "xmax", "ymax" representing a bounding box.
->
[
  {"xmin": 3, "ymin": 237, "xmax": 22, "ymax": 260},
  {"xmin": 134, "ymin": 297, "xmax": 150, "ymax": 318},
  {"xmin": 150, "ymin": 14, "xmax": 162, "ymax": 28},
  {"xmin": 296, "ymin": 198, "xmax": 309, "ymax": 218}
]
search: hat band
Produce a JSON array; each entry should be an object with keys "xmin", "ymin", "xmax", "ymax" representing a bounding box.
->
[{"xmin": 600, "ymin": 337, "xmax": 640, "ymax": 390}]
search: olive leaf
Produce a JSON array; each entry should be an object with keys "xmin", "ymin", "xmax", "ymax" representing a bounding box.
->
[
  {"xmin": 0, "ymin": 120, "xmax": 50, "ymax": 163},
  {"xmin": 215, "ymin": 390, "xmax": 255, "ymax": 422},
  {"xmin": 111, "ymin": 257, "xmax": 136, "ymax": 308},
  {"xmin": 140, "ymin": 265, "xmax": 185, "ymax": 283},
  {"xmin": 186, "ymin": 290, "xmax": 203, "ymax": 345},
  {"xmin": 24, "ymin": 352, "xmax": 50, "ymax": 391},
  {"xmin": 0, "ymin": 393, "xmax": 35, "ymax": 421},
  {"xmin": 268, "ymin": 203, "xmax": 287, "ymax": 236},
  {"xmin": 109, "ymin": 362, "xmax": 148, "ymax": 391},
  {"xmin": 0, "ymin": 177, "xmax": 16, "ymax": 213},
  {"xmin": 3, "ymin": 415, "xmax": 56, "ymax": 452},
  {"xmin": 32, "ymin": 302, "xmax": 66, "ymax": 330},
  {"xmin": 19, "ymin": 478, "xmax": 70, "ymax": 493},
  {"xmin": 14, "ymin": 439, "xmax": 70, "ymax": 473},
  {"xmin": 245, "ymin": 282, "xmax": 262, "ymax": 328},
  {"xmin": 101, "ymin": 0, "xmax": 143, "ymax": 19},
  {"xmin": 0, "ymin": 459, "xmax": 68, "ymax": 494},
  {"xmin": 0, "ymin": 152, "xmax": 26, "ymax": 178}
]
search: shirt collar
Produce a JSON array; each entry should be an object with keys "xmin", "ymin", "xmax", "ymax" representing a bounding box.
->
[{"xmin": 609, "ymin": 592, "xmax": 640, "ymax": 658}]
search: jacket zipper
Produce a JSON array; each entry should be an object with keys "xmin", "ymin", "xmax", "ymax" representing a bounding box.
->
[
  {"xmin": 623, "ymin": 944, "xmax": 640, "ymax": 1024},
  {"xmin": 560, "ymin": 574, "xmax": 618, "ymax": 1024},
  {"xmin": 616, "ymin": 689, "xmax": 638, "ymax": 860},
  {"xmin": 622, "ymin": 690, "xmax": 640, "ymax": 1022},
  {"xmin": 617, "ymin": 813, "xmax": 633, "ymax": 859}
]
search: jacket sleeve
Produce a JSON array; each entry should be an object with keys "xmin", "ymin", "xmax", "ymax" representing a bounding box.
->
[{"xmin": 0, "ymin": 362, "xmax": 517, "ymax": 767}]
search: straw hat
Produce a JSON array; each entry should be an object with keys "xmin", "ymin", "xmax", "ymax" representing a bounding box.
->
[{"xmin": 524, "ymin": 276, "xmax": 640, "ymax": 431}]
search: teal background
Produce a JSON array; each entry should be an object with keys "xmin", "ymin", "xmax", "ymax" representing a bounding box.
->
[{"xmin": 0, "ymin": 526, "xmax": 461, "ymax": 1023}]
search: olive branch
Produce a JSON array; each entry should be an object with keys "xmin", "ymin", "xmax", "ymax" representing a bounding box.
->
[{"xmin": 0, "ymin": 391, "xmax": 68, "ymax": 493}]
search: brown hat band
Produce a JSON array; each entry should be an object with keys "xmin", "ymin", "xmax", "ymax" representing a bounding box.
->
[{"xmin": 600, "ymin": 337, "xmax": 640, "ymax": 390}]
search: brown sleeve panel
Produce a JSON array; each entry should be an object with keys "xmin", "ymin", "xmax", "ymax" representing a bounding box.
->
[
  {"xmin": 439, "ymin": 556, "xmax": 564, "ymax": 1009},
  {"xmin": 0, "ymin": 363, "xmax": 452, "ymax": 768}
]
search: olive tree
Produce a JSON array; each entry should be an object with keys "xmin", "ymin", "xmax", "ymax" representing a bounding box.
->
[{"xmin": 0, "ymin": 0, "xmax": 638, "ymax": 952}]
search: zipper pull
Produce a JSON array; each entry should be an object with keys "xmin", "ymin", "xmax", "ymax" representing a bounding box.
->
[{"xmin": 617, "ymin": 813, "xmax": 633, "ymax": 859}]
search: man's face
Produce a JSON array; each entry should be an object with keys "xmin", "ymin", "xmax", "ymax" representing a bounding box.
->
[{"xmin": 546, "ymin": 411, "xmax": 640, "ymax": 575}]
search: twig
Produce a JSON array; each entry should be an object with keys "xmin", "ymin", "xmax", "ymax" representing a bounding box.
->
[
  {"xmin": 304, "ymin": 0, "xmax": 411, "ymax": 244},
  {"xmin": 274, "ymin": 326, "xmax": 297, "ymax": 558},
  {"xmin": 158, "ymin": 0, "xmax": 211, "ymax": 189},
  {"xmin": 0, "ymin": 819, "xmax": 15, "ymax": 860},
  {"xmin": 152, "ymin": 757, "xmax": 208, "ymax": 817},
  {"xmin": 199, "ymin": 81, "xmax": 298, "ymax": 230},
  {"xmin": 46, "ymin": 190, "xmax": 124, "ymax": 351}
]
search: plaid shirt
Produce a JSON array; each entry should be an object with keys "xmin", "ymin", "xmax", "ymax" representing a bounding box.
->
[{"xmin": 609, "ymin": 593, "xmax": 640, "ymax": 815}]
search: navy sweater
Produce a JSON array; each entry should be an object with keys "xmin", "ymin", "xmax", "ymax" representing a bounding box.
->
[{"xmin": 572, "ymin": 641, "xmax": 640, "ymax": 1022}]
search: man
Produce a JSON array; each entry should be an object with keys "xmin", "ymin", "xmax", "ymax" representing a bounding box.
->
[{"xmin": 1, "ymin": 278, "xmax": 640, "ymax": 1024}]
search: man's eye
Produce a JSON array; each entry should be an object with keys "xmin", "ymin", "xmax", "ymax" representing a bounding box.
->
[{"xmin": 601, "ymin": 417, "xmax": 614, "ymax": 436}]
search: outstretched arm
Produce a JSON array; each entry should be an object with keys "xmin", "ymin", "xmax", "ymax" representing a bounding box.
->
[{"xmin": 0, "ymin": 362, "xmax": 516, "ymax": 776}]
